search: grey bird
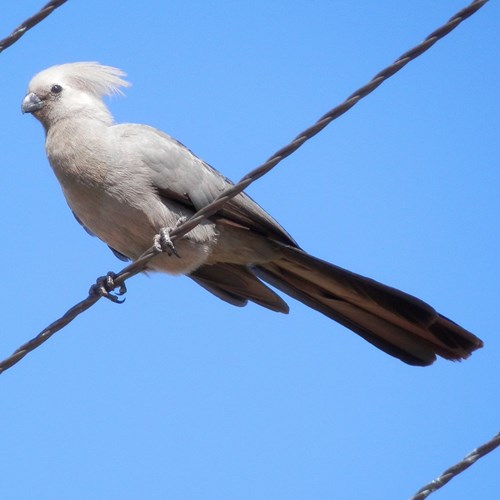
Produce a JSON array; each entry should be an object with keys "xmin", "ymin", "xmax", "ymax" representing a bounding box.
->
[{"xmin": 22, "ymin": 62, "xmax": 483, "ymax": 366}]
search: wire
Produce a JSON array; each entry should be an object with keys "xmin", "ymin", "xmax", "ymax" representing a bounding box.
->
[
  {"xmin": 410, "ymin": 432, "xmax": 500, "ymax": 499},
  {"xmin": 0, "ymin": 1, "xmax": 68, "ymax": 53}
]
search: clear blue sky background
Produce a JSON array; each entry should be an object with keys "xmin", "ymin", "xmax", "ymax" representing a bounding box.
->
[{"xmin": 1, "ymin": 1, "xmax": 498, "ymax": 499}]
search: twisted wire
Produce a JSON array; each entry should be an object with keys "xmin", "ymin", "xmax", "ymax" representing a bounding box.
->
[
  {"xmin": 0, "ymin": 0, "xmax": 68, "ymax": 53},
  {"xmin": 410, "ymin": 432, "xmax": 500, "ymax": 499}
]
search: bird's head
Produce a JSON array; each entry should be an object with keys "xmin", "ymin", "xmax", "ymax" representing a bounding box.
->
[{"xmin": 22, "ymin": 62, "xmax": 130, "ymax": 130}]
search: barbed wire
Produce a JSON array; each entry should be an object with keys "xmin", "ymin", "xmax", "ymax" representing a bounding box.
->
[
  {"xmin": 0, "ymin": 0, "xmax": 489, "ymax": 375},
  {"xmin": 410, "ymin": 432, "xmax": 500, "ymax": 499},
  {"xmin": 0, "ymin": 0, "xmax": 68, "ymax": 54}
]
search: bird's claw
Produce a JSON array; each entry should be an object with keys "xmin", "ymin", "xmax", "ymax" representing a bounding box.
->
[
  {"xmin": 154, "ymin": 218, "xmax": 186, "ymax": 258},
  {"xmin": 90, "ymin": 271, "xmax": 127, "ymax": 303}
]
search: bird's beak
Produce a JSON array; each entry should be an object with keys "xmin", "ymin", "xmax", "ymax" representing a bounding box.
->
[{"xmin": 22, "ymin": 92, "xmax": 44, "ymax": 114}]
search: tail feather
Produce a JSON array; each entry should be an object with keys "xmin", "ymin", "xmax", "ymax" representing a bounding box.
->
[
  {"xmin": 253, "ymin": 264, "xmax": 437, "ymax": 365},
  {"xmin": 254, "ymin": 245, "xmax": 483, "ymax": 366},
  {"xmin": 189, "ymin": 245, "xmax": 482, "ymax": 366}
]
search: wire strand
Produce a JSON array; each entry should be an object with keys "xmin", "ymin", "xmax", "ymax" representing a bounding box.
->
[
  {"xmin": 410, "ymin": 432, "xmax": 500, "ymax": 499},
  {"xmin": 0, "ymin": 0, "xmax": 68, "ymax": 53}
]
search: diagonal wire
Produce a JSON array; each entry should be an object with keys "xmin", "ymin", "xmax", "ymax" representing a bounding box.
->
[
  {"xmin": 0, "ymin": 0, "xmax": 489, "ymax": 376},
  {"xmin": 410, "ymin": 432, "xmax": 500, "ymax": 499},
  {"xmin": 0, "ymin": 0, "xmax": 68, "ymax": 53}
]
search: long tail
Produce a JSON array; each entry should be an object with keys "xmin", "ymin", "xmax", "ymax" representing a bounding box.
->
[{"xmin": 252, "ymin": 245, "xmax": 483, "ymax": 366}]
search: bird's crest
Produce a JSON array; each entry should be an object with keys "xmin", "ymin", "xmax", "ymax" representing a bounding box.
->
[{"xmin": 35, "ymin": 62, "xmax": 130, "ymax": 97}]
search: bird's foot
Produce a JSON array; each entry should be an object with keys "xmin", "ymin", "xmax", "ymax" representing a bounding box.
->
[
  {"xmin": 154, "ymin": 217, "xmax": 187, "ymax": 258},
  {"xmin": 89, "ymin": 271, "xmax": 127, "ymax": 303}
]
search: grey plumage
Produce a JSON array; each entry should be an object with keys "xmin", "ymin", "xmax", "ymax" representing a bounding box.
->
[{"xmin": 22, "ymin": 62, "xmax": 483, "ymax": 366}]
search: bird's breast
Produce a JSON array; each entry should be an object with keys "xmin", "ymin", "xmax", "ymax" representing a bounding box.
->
[{"xmin": 45, "ymin": 122, "xmax": 219, "ymax": 274}]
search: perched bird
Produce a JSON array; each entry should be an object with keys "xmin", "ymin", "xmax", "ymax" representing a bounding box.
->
[{"xmin": 22, "ymin": 62, "xmax": 483, "ymax": 366}]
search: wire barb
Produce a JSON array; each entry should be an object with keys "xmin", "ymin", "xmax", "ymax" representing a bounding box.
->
[
  {"xmin": 410, "ymin": 432, "xmax": 500, "ymax": 499},
  {"xmin": 0, "ymin": 1, "xmax": 68, "ymax": 54},
  {"xmin": 0, "ymin": 0, "xmax": 490, "ymax": 383}
]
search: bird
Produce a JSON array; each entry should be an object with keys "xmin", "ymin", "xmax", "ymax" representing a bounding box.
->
[{"xmin": 22, "ymin": 62, "xmax": 483, "ymax": 366}]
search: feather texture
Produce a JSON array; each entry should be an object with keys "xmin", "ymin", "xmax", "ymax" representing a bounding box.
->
[{"xmin": 29, "ymin": 62, "xmax": 129, "ymax": 97}]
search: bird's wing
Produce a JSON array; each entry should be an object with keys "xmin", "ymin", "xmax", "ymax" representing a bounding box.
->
[{"xmin": 112, "ymin": 124, "xmax": 298, "ymax": 246}]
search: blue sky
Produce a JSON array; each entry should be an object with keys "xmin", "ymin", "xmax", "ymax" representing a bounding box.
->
[{"xmin": 1, "ymin": 1, "xmax": 498, "ymax": 499}]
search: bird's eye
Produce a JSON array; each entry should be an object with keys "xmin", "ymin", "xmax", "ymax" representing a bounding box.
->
[{"xmin": 51, "ymin": 84, "xmax": 63, "ymax": 94}]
